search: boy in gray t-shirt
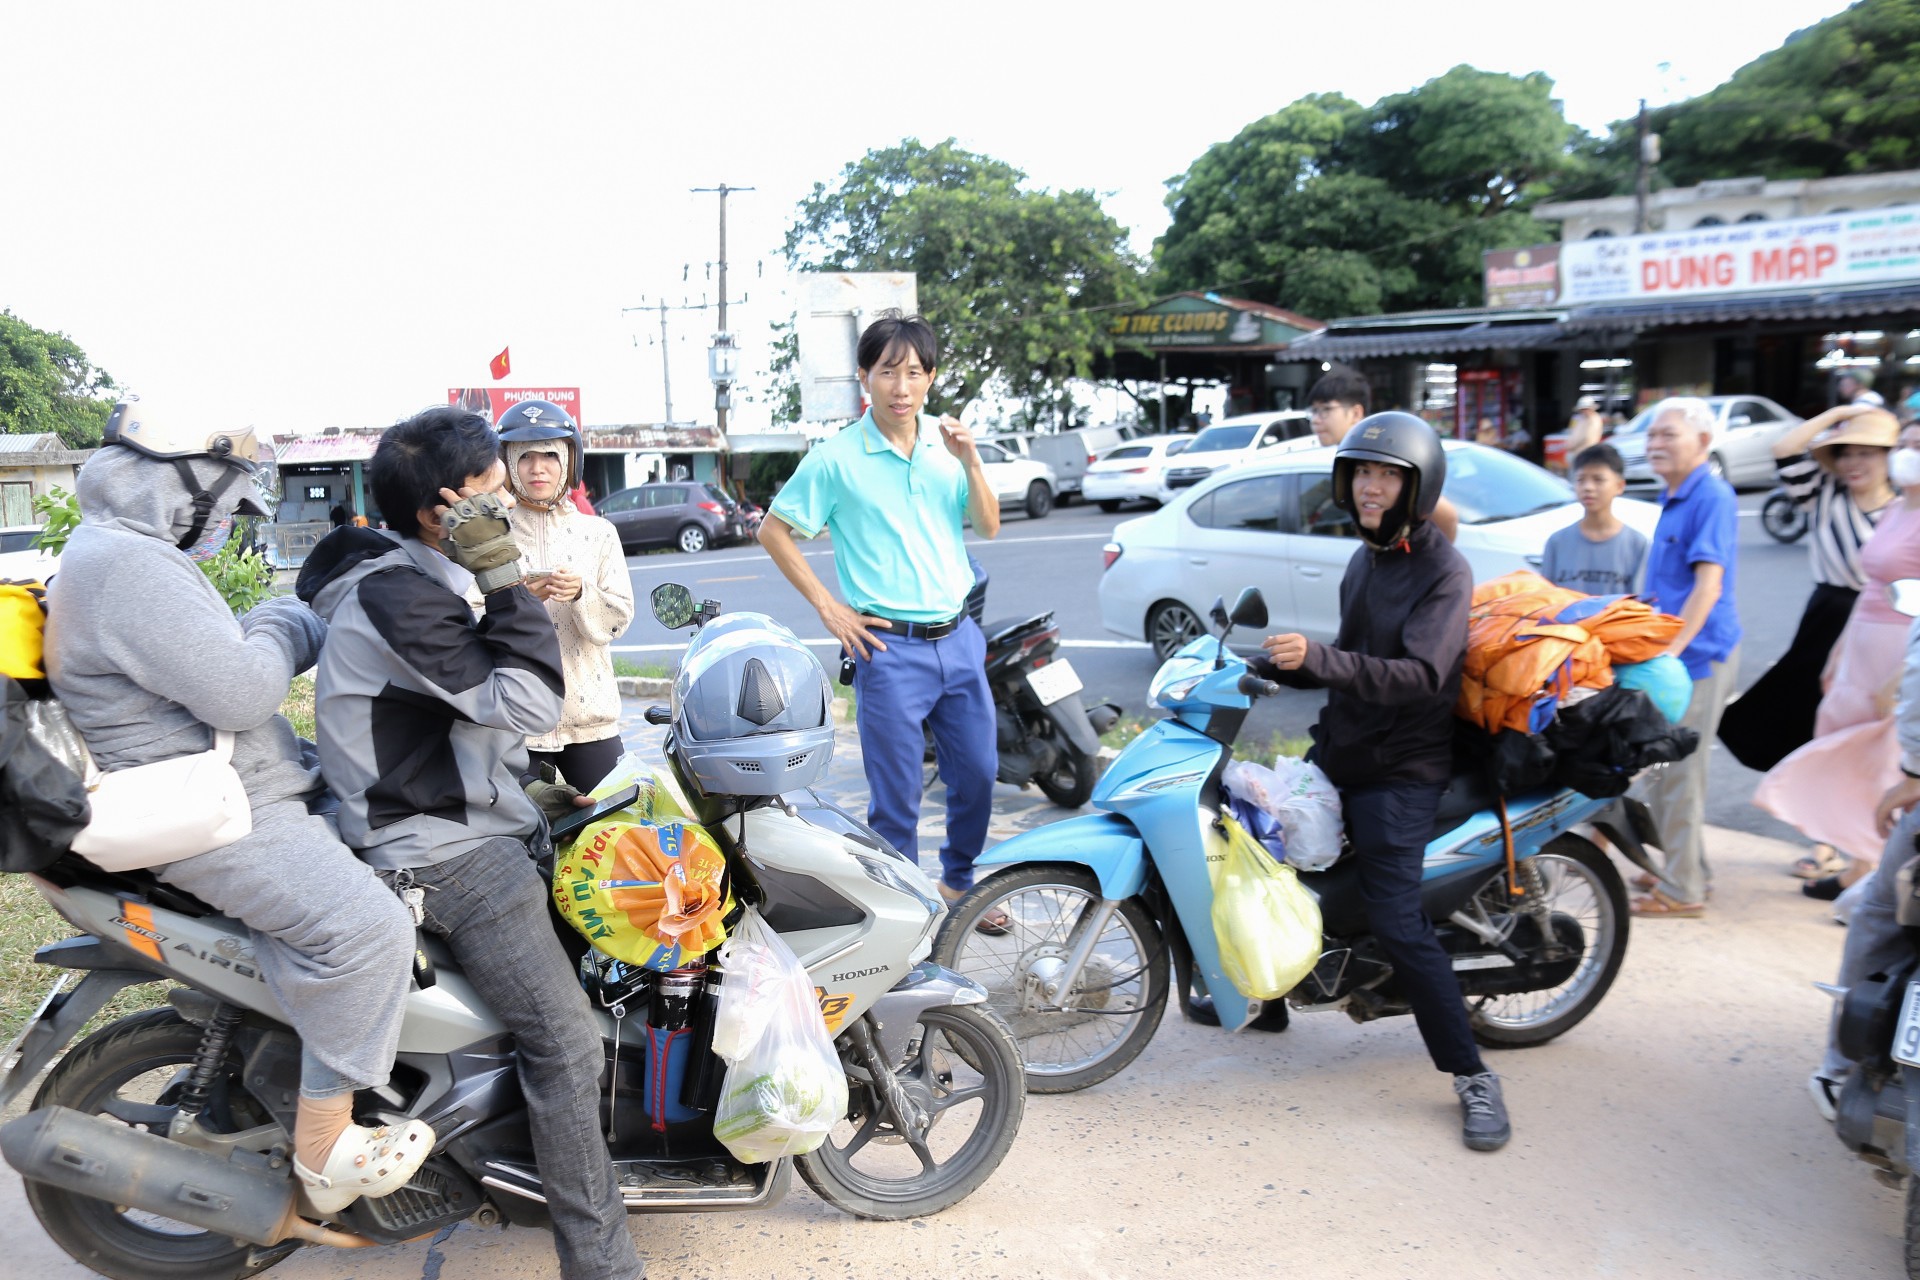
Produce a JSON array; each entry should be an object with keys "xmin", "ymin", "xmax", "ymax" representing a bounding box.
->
[{"xmin": 1540, "ymin": 443, "xmax": 1649, "ymax": 595}]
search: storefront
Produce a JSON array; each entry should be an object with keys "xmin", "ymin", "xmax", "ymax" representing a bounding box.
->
[
  {"xmin": 1098, "ymin": 292, "xmax": 1321, "ymax": 425},
  {"xmin": 580, "ymin": 425, "xmax": 725, "ymax": 502}
]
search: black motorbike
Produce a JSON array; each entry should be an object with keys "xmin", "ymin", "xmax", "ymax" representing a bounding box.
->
[
  {"xmin": 1762, "ymin": 485, "xmax": 1810, "ymax": 544},
  {"xmin": 1830, "ymin": 849, "xmax": 1920, "ymax": 1277}
]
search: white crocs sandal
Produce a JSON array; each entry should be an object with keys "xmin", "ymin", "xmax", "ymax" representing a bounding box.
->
[{"xmin": 293, "ymin": 1119, "xmax": 435, "ymax": 1217}]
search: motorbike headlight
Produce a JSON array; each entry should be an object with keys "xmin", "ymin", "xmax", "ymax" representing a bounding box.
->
[
  {"xmin": 854, "ymin": 853, "xmax": 942, "ymax": 913},
  {"xmin": 1155, "ymin": 675, "xmax": 1205, "ymax": 708}
]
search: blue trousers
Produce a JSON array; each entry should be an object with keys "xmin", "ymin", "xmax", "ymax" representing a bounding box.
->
[
  {"xmin": 1344, "ymin": 781, "xmax": 1487, "ymax": 1077},
  {"xmin": 853, "ymin": 617, "xmax": 997, "ymax": 893}
]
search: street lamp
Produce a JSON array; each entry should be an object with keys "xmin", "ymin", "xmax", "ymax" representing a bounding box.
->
[{"xmin": 708, "ymin": 333, "xmax": 740, "ymax": 411}]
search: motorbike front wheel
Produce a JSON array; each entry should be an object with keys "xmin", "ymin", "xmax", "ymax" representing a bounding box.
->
[
  {"xmin": 1462, "ymin": 834, "xmax": 1629, "ymax": 1048},
  {"xmin": 23, "ymin": 1008, "xmax": 294, "ymax": 1280},
  {"xmin": 1761, "ymin": 491, "xmax": 1810, "ymax": 544},
  {"xmin": 933, "ymin": 865, "xmax": 1169, "ymax": 1093},
  {"xmin": 796, "ymin": 1004, "xmax": 1024, "ymax": 1220}
]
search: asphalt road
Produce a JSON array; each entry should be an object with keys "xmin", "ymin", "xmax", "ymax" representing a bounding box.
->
[{"xmin": 620, "ymin": 490, "xmax": 1816, "ymax": 841}]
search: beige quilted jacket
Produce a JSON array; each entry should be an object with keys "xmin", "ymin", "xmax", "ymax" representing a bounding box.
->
[{"xmin": 506, "ymin": 502, "xmax": 634, "ymax": 751}]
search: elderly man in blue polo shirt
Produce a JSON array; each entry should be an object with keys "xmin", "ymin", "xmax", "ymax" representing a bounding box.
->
[
  {"xmin": 759, "ymin": 312, "xmax": 1005, "ymax": 923},
  {"xmin": 1633, "ymin": 396, "xmax": 1742, "ymax": 918}
]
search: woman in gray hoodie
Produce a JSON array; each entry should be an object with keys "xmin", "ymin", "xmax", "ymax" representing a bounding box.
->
[{"xmin": 44, "ymin": 397, "xmax": 431, "ymax": 1217}]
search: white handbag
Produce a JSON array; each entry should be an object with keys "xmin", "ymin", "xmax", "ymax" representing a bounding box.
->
[{"xmin": 69, "ymin": 729, "xmax": 254, "ymax": 872}]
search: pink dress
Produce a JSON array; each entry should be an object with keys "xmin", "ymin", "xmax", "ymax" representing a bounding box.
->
[{"xmin": 1757, "ymin": 500, "xmax": 1920, "ymax": 859}]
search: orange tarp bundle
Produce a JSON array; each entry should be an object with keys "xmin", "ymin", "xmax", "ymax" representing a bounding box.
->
[{"xmin": 1457, "ymin": 571, "xmax": 1684, "ymax": 735}]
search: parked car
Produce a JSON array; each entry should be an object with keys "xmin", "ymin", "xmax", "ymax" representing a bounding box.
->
[
  {"xmin": 594, "ymin": 482, "xmax": 742, "ymax": 554},
  {"xmin": 1082, "ymin": 435, "xmax": 1194, "ymax": 511},
  {"xmin": 1159, "ymin": 410, "xmax": 1318, "ymax": 493},
  {"xmin": 1098, "ymin": 441, "xmax": 1662, "ymax": 660},
  {"xmin": 972, "ymin": 441, "xmax": 1059, "ymax": 518},
  {"xmin": 1608, "ymin": 394, "xmax": 1801, "ymax": 490},
  {"xmin": 0, "ymin": 525, "xmax": 58, "ymax": 582}
]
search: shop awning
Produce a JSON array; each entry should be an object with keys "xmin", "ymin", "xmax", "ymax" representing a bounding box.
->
[
  {"xmin": 1562, "ymin": 283, "xmax": 1920, "ymax": 333},
  {"xmin": 1270, "ymin": 310, "xmax": 1570, "ymax": 361},
  {"xmin": 273, "ymin": 435, "xmax": 381, "ymax": 465}
]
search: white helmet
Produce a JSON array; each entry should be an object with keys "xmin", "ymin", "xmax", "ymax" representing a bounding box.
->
[
  {"xmin": 102, "ymin": 394, "xmax": 271, "ymax": 547},
  {"xmin": 671, "ymin": 613, "xmax": 835, "ymax": 797}
]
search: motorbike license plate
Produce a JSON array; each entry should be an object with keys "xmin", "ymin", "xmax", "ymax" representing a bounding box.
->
[
  {"xmin": 1896, "ymin": 980, "xmax": 1920, "ymax": 1068},
  {"xmin": 1027, "ymin": 659, "xmax": 1083, "ymax": 707}
]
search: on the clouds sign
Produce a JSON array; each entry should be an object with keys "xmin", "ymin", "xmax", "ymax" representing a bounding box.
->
[
  {"xmin": 449, "ymin": 387, "xmax": 584, "ymax": 425},
  {"xmin": 1486, "ymin": 207, "xmax": 1920, "ymax": 308}
]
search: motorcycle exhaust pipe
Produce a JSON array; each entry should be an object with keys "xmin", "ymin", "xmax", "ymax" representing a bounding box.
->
[{"xmin": 0, "ymin": 1106, "xmax": 377, "ymax": 1249}]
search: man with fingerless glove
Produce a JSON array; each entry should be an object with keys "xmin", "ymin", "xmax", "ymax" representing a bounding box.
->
[{"xmin": 296, "ymin": 407, "xmax": 645, "ymax": 1280}]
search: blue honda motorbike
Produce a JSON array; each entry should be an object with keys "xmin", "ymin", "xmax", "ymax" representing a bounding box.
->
[{"xmin": 933, "ymin": 588, "xmax": 1660, "ymax": 1093}]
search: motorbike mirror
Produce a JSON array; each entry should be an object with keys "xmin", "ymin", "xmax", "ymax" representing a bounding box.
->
[
  {"xmin": 1891, "ymin": 579, "xmax": 1920, "ymax": 619},
  {"xmin": 651, "ymin": 583, "xmax": 697, "ymax": 629},
  {"xmin": 1209, "ymin": 595, "xmax": 1231, "ymax": 631},
  {"xmin": 1229, "ymin": 587, "xmax": 1268, "ymax": 630}
]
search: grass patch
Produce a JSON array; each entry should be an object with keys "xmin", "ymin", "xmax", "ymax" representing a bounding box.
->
[
  {"xmin": 1234, "ymin": 732, "xmax": 1313, "ymax": 767},
  {"xmin": 1100, "ymin": 714, "xmax": 1154, "ymax": 751},
  {"xmin": 281, "ymin": 674, "xmax": 315, "ymax": 740},
  {"xmin": 613, "ymin": 659, "xmax": 672, "ymax": 680}
]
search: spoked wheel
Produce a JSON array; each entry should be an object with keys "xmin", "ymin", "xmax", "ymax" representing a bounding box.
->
[
  {"xmin": 24, "ymin": 1008, "xmax": 294, "ymax": 1280},
  {"xmin": 1147, "ymin": 601, "xmax": 1203, "ymax": 662},
  {"xmin": 1461, "ymin": 835, "xmax": 1629, "ymax": 1048},
  {"xmin": 795, "ymin": 1004, "xmax": 1023, "ymax": 1220},
  {"xmin": 932, "ymin": 865, "xmax": 1168, "ymax": 1092},
  {"xmin": 1762, "ymin": 492, "xmax": 1810, "ymax": 544}
]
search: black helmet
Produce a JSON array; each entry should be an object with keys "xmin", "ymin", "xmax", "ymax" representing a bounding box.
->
[
  {"xmin": 1332, "ymin": 411, "xmax": 1446, "ymax": 550},
  {"xmin": 496, "ymin": 400, "xmax": 584, "ymax": 506}
]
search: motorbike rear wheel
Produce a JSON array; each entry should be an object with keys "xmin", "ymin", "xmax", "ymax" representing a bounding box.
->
[
  {"xmin": 932, "ymin": 865, "xmax": 1169, "ymax": 1093},
  {"xmin": 1761, "ymin": 491, "xmax": 1810, "ymax": 544},
  {"xmin": 1905, "ymin": 1176, "xmax": 1920, "ymax": 1279},
  {"xmin": 796, "ymin": 1004, "xmax": 1023, "ymax": 1220},
  {"xmin": 1036, "ymin": 747, "xmax": 1097, "ymax": 808},
  {"xmin": 1463, "ymin": 834, "xmax": 1629, "ymax": 1048},
  {"xmin": 24, "ymin": 1008, "xmax": 293, "ymax": 1280}
]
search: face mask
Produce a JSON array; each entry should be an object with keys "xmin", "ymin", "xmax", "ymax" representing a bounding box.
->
[
  {"xmin": 1892, "ymin": 447, "xmax": 1920, "ymax": 490},
  {"xmin": 184, "ymin": 516, "xmax": 234, "ymax": 563}
]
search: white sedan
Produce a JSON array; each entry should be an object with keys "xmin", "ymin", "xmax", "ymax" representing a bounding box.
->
[
  {"xmin": 972, "ymin": 441, "xmax": 1060, "ymax": 519},
  {"xmin": 1098, "ymin": 441, "xmax": 1662, "ymax": 659},
  {"xmin": 1082, "ymin": 435, "xmax": 1193, "ymax": 511},
  {"xmin": 0, "ymin": 525, "xmax": 58, "ymax": 583}
]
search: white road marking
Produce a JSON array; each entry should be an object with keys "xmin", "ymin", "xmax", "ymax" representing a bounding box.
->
[{"xmin": 612, "ymin": 637, "xmax": 1151, "ymax": 654}]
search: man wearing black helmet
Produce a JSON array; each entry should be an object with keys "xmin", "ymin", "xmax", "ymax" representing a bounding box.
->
[{"xmin": 1255, "ymin": 411, "xmax": 1510, "ymax": 1152}]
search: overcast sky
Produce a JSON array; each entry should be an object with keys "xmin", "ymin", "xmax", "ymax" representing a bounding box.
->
[{"xmin": 4, "ymin": 0, "xmax": 1853, "ymax": 436}]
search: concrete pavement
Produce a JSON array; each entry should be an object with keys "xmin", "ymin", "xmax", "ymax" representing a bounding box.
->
[{"xmin": 1, "ymin": 709, "xmax": 1903, "ymax": 1279}]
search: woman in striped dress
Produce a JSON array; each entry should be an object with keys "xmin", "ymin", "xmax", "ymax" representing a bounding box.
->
[{"xmin": 1720, "ymin": 404, "xmax": 1897, "ymax": 873}]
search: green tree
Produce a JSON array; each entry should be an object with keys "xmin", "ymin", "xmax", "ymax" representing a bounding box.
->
[
  {"xmin": 1649, "ymin": 0, "xmax": 1920, "ymax": 184},
  {"xmin": 782, "ymin": 139, "xmax": 1148, "ymax": 425},
  {"xmin": 1156, "ymin": 69, "xmax": 1573, "ymax": 318},
  {"xmin": 0, "ymin": 311, "xmax": 116, "ymax": 448}
]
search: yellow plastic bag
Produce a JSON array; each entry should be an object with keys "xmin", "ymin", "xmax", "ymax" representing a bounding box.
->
[
  {"xmin": 551, "ymin": 773, "xmax": 733, "ymax": 970},
  {"xmin": 1211, "ymin": 815, "xmax": 1323, "ymax": 1000}
]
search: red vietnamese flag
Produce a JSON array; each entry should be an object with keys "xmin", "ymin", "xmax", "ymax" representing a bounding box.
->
[{"xmin": 489, "ymin": 347, "xmax": 511, "ymax": 381}]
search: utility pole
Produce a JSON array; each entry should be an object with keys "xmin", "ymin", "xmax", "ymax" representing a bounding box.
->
[
  {"xmin": 621, "ymin": 296, "xmax": 708, "ymax": 425},
  {"xmin": 692, "ymin": 183, "xmax": 755, "ymax": 446},
  {"xmin": 1634, "ymin": 99, "xmax": 1652, "ymax": 235}
]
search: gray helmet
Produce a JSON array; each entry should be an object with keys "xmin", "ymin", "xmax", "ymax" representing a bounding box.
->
[{"xmin": 672, "ymin": 613, "xmax": 835, "ymax": 796}]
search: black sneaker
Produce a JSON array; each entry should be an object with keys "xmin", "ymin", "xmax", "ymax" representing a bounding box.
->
[{"xmin": 1453, "ymin": 1072, "xmax": 1511, "ymax": 1151}]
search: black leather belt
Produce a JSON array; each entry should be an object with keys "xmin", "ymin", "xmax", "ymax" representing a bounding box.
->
[{"xmin": 872, "ymin": 614, "xmax": 962, "ymax": 640}]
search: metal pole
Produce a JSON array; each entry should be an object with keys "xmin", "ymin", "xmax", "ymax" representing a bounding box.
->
[
  {"xmin": 658, "ymin": 301, "xmax": 673, "ymax": 424},
  {"xmin": 1634, "ymin": 99, "xmax": 1651, "ymax": 236},
  {"xmin": 717, "ymin": 185, "xmax": 729, "ymax": 444},
  {"xmin": 1158, "ymin": 354, "xmax": 1168, "ymax": 432}
]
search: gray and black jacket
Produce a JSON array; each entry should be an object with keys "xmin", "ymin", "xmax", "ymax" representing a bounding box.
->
[{"xmin": 296, "ymin": 527, "xmax": 564, "ymax": 871}]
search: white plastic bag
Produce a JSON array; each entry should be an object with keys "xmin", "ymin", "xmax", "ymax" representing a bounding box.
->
[
  {"xmin": 710, "ymin": 907, "xmax": 848, "ymax": 1163},
  {"xmin": 1222, "ymin": 757, "xmax": 1344, "ymax": 872}
]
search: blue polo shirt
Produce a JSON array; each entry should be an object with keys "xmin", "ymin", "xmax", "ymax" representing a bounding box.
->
[
  {"xmin": 1645, "ymin": 463, "xmax": 1742, "ymax": 679},
  {"xmin": 769, "ymin": 411, "xmax": 974, "ymax": 622}
]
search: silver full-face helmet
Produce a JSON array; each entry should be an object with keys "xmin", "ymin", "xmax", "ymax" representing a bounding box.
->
[{"xmin": 672, "ymin": 613, "xmax": 835, "ymax": 796}]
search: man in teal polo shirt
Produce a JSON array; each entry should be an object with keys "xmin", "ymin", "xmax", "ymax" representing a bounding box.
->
[{"xmin": 759, "ymin": 312, "xmax": 1004, "ymax": 916}]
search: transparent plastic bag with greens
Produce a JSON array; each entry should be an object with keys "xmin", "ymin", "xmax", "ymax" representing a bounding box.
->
[
  {"xmin": 1211, "ymin": 815, "xmax": 1324, "ymax": 1001},
  {"xmin": 710, "ymin": 907, "xmax": 848, "ymax": 1163}
]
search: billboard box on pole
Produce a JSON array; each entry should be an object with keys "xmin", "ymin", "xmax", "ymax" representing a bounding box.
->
[{"xmin": 796, "ymin": 272, "xmax": 918, "ymax": 423}]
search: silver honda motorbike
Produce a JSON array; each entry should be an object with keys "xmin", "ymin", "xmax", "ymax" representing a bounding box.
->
[{"xmin": 0, "ymin": 583, "xmax": 1022, "ymax": 1280}]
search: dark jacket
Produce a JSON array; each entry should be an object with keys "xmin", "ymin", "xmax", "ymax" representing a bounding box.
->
[{"xmin": 1256, "ymin": 519, "xmax": 1470, "ymax": 788}]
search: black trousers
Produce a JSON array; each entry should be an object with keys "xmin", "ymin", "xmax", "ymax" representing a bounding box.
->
[
  {"xmin": 529, "ymin": 734, "xmax": 624, "ymax": 793},
  {"xmin": 1344, "ymin": 780, "xmax": 1486, "ymax": 1077},
  {"xmin": 1717, "ymin": 581, "xmax": 1857, "ymax": 772}
]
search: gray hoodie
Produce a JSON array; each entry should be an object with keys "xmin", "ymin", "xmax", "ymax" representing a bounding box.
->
[
  {"xmin": 296, "ymin": 526, "xmax": 565, "ymax": 871},
  {"xmin": 45, "ymin": 447, "xmax": 325, "ymax": 804}
]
